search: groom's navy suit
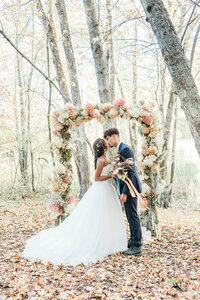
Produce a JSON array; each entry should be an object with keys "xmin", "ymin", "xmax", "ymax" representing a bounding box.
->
[{"xmin": 118, "ymin": 142, "xmax": 142, "ymax": 247}]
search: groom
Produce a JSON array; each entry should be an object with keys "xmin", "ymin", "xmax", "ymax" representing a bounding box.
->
[{"xmin": 104, "ymin": 128, "xmax": 142, "ymax": 256}]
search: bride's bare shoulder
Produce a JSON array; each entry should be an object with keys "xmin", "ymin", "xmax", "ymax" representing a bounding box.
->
[{"xmin": 97, "ymin": 156, "xmax": 106, "ymax": 166}]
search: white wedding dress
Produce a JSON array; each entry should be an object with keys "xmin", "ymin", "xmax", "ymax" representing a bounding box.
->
[{"xmin": 22, "ymin": 164, "xmax": 127, "ymax": 266}]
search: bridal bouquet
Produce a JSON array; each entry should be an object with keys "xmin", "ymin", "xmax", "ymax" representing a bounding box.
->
[
  {"xmin": 110, "ymin": 154, "xmax": 134, "ymax": 180},
  {"xmin": 110, "ymin": 154, "xmax": 147, "ymax": 208}
]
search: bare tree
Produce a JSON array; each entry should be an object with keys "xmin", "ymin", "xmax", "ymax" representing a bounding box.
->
[
  {"xmin": 139, "ymin": 0, "xmax": 200, "ymax": 157},
  {"xmin": 55, "ymin": 0, "xmax": 90, "ymax": 197},
  {"xmin": 16, "ymin": 37, "xmax": 28, "ymax": 186},
  {"xmin": 83, "ymin": 0, "xmax": 110, "ymax": 104}
]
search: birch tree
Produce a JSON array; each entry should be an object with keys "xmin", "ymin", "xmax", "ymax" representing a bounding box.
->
[
  {"xmin": 55, "ymin": 0, "xmax": 90, "ymax": 196},
  {"xmin": 83, "ymin": 0, "xmax": 110, "ymax": 104},
  {"xmin": 139, "ymin": 0, "xmax": 200, "ymax": 157}
]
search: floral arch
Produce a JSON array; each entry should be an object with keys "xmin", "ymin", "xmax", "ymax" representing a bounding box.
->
[{"xmin": 51, "ymin": 99, "xmax": 164, "ymax": 235}]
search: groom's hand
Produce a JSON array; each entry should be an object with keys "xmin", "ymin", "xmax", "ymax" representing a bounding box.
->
[{"xmin": 120, "ymin": 194, "xmax": 127, "ymax": 203}]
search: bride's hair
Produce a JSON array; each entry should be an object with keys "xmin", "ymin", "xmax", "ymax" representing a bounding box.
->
[{"xmin": 93, "ymin": 138, "xmax": 107, "ymax": 169}]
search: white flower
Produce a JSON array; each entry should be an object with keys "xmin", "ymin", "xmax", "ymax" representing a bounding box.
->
[
  {"xmin": 58, "ymin": 111, "xmax": 69, "ymax": 123},
  {"xmin": 93, "ymin": 109, "xmax": 101, "ymax": 117},
  {"xmin": 128, "ymin": 106, "xmax": 142, "ymax": 118},
  {"xmin": 142, "ymin": 183, "xmax": 151, "ymax": 196},
  {"xmin": 81, "ymin": 109, "xmax": 88, "ymax": 117},
  {"xmin": 108, "ymin": 107, "xmax": 118, "ymax": 118},
  {"xmin": 65, "ymin": 203, "xmax": 76, "ymax": 215},
  {"xmin": 55, "ymin": 163, "xmax": 66, "ymax": 174},
  {"xmin": 56, "ymin": 106, "xmax": 65, "ymax": 114},
  {"xmin": 152, "ymin": 110, "xmax": 162, "ymax": 123},
  {"xmin": 156, "ymin": 179, "xmax": 166, "ymax": 194},
  {"xmin": 143, "ymin": 155, "xmax": 157, "ymax": 166},
  {"xmin": 140, "ymin": 174, "xmax": 149, "ymax": 181}
]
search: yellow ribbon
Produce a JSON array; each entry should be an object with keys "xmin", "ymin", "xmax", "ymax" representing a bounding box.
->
[{"xmin": 121, "ymin": 177, "xmax": 148, "ymax": 209}]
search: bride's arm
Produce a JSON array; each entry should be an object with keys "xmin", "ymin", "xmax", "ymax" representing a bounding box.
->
[{"xmin": 94, "ymin": 159, "xmax": 112, "ymax": 182}]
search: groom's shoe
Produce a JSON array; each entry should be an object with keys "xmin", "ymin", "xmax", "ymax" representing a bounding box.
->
[{"xmin": 122, "ymin": 246, "xmax": 142, "ymax": 256}]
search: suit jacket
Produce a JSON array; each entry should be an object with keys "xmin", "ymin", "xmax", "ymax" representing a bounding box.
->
[{"xmin": 118, "ymin": 142, "xmax": 142, "ymax": 195}]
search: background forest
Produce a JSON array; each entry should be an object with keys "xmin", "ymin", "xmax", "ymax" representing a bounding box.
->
[
  {"xmin": 0, "ymin": 0, "xmax": 199, "ymax": 207},
  {"xmin": 0, "ymin": 0, "xmax": 200, "ymax": 298}
]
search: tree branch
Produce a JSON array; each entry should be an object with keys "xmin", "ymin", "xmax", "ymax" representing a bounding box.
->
[
  {"xmin": 181, "ymin": 2, "xmax": 198, "ymax": 43},
  {"xmin": 190, "ymin": 21, "xmax": 200, "ymax": 68},
  {"xmin": 0, "ymin": 29, "xmax": 65, "ymax": 100}
]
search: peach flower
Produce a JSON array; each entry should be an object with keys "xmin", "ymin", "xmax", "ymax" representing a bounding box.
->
[
  {"xmin": 103, "ymin": 104, "xmax": 112, "ymax": 112},
  {"xmin": 142, "ymin": 127, "xmax": 150, "ymax": 135},
  {"xmin": 64, "ymin": 176, "xmax": 72, "ymax": 184},
  {"xmin": 85, "ymin": 103, "xmax": 94, "ymax": 114},
  {"xmin": 142, "ymin": 114, "xmax": 153, "ymax": 125}
]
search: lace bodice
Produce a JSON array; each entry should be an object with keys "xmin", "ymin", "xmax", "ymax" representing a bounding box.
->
[{"xmin": 101, "ymin": 163, "xmax": 111, "ymax": 177}]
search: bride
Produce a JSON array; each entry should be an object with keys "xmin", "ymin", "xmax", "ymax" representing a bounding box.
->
[{"xmin": 22, "ymin": 138, "xmax": 127, "ymax": 266}]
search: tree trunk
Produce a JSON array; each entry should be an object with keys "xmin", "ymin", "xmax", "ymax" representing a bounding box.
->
[
  {"xmin": 190, "ymin": 22, "xmax": 200, "ymax": 68},
  {"xmin": 131, "ymin": 22, "xmax": 138, "ymax": 159},
  {"xmin": 36, "ymin": 0, "xmax": 70, "ymax": 104},
  {"xmin": 169, "ymin": 99, "xmax": 178, "ymax": 205},
  {"xmin": 83, "ymin": 0, "xmax": 110, "ymax": 104},
  {"xmin": 160, "ymin": 85, "xmax": 176, "ymax": 180},
  {"xmin": 140, "ymin": 0, "xmax": 200, "ymax": 157},
  {"xmin": 106, "ymin": 0, "xmax": 115, "ymax": 101},
  {"xmin": 46, "ymin": 35, "xmax": 55, "ymax": 169},
  {"xmin": 159, "ymin": 3, "xmax": 185, "ymax": 183},
  {"xmin": 16, "ymin": 39, "xmax": 28, "ymax": 186},
  {"xmin": 55, "ymin": 0, "xmax": 90, "ymax": 197}
]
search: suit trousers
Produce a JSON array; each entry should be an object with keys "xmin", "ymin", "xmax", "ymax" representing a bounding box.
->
[{"xmin": 124, "ymin": 195, "xmax": 142, "ymax": 247}]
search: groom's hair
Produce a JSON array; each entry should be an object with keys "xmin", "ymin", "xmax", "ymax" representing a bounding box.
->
[{"xmin": 104, "ymin": 128, "xmax": 119, "ymax": 138}]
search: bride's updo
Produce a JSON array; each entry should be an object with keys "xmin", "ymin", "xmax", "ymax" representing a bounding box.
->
[{"xmin": 93, "ymin": 138, "xmax": 107, "ymax": 169}]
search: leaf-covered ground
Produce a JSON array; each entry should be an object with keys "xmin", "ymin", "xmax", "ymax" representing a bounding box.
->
[{"xmin": 0, "ymin": 197, "xmax": 200, "ymax": 299}]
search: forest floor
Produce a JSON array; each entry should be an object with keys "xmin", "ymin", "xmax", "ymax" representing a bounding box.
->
[{"xmin": 0, "ymin": 196, "xmax": 200, "ymax": 300}]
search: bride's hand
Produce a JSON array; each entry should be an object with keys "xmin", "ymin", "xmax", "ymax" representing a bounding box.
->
[
  {"xmin": 112, "ymin": 173, "xmax": 117, "ymax": 178},
  {"xmin": 120, "ymin": 194, "xmax": 127, "ymax": 203}
]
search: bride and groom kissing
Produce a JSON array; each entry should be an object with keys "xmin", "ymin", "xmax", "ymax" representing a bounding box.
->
[{"xmin": 22, "ymin": 128, "xmax": 142, "ymax": 266}]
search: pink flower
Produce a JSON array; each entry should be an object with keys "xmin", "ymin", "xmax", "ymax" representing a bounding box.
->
[
  {"xmin": 63, "ymin": 176, "xmax": 72, "ymax": 184},
  {"xmin": 113, "ymin": 98, "xmax": 126, "ymax": 107},
  {"xmin": 49, "ymin": 201, "xmax": 60, "ymax": 213},
  {"xmin": 151, "ymin": 101, "xmax": 156, "ymax": 108},
  {"xmin": 142, "ymin": 114, "xmax": 153, "ymax": 125},
  {"xmin": 85, "ymin": 103, "xmax": 94, "ymax": 114},
  {"xmin": 66, "ymin": 169, "xmax": 72, "ymax": 176},
  {"xmin": 67, "ymin": 195, "xmax": 76, "ymax": 204},
  {"xmin": 57, "ymin": 122, "xmax": 64, "ymax": 129},
  {"xmin": 53, "ymin": 130, "xmax": 59, "ymax": 136}
]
